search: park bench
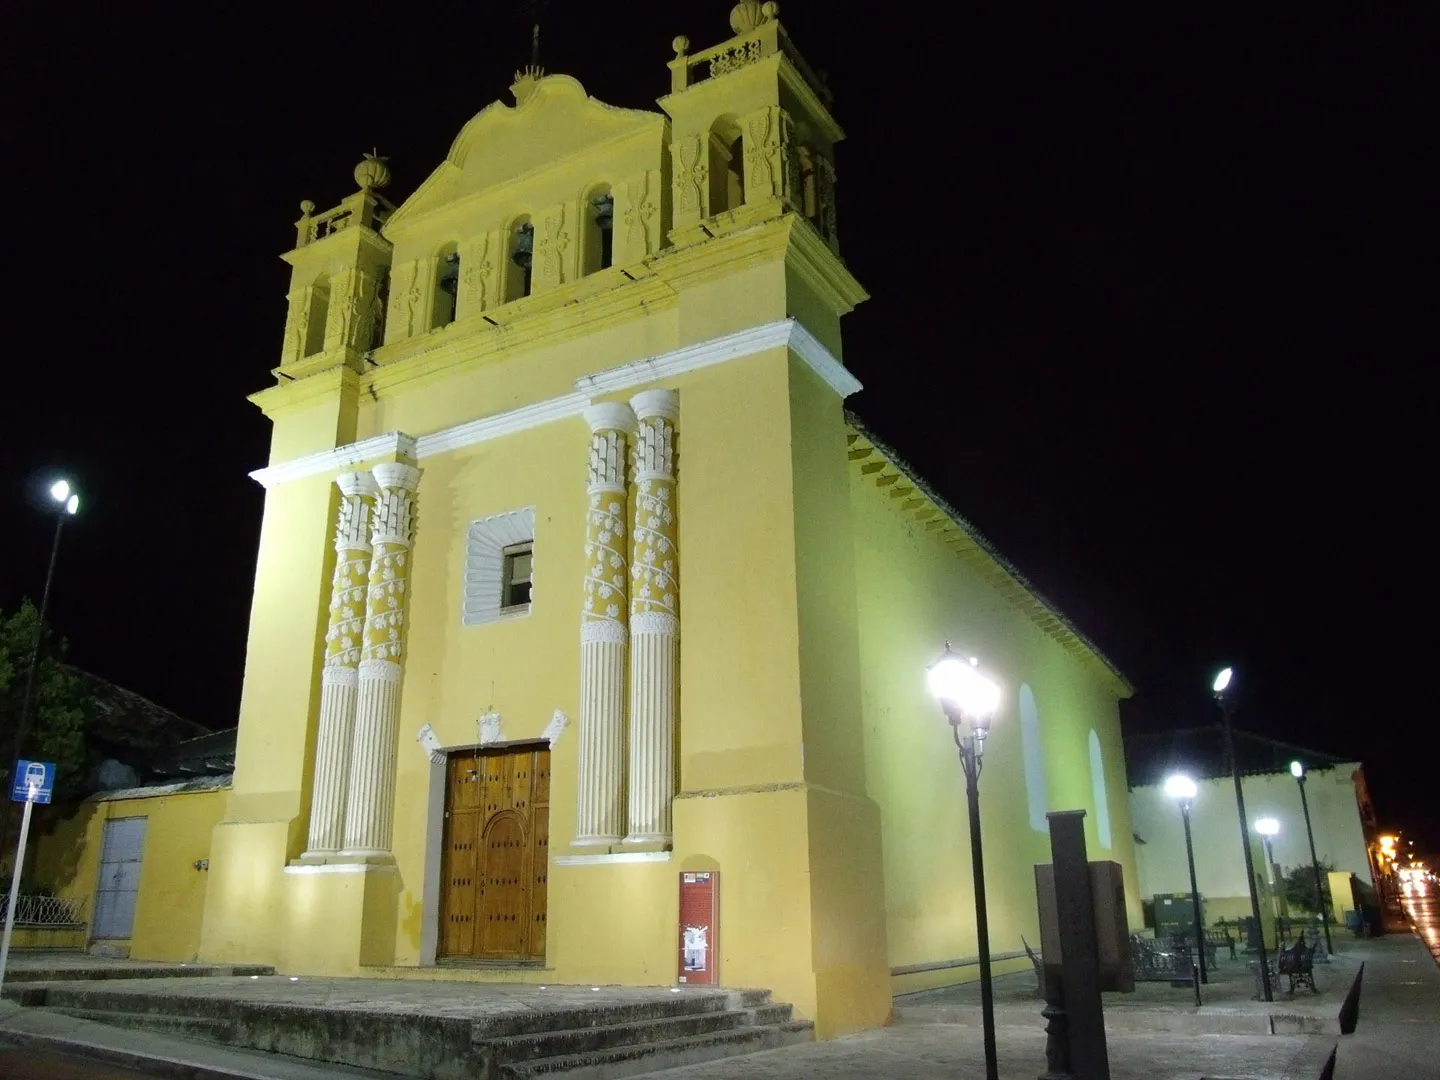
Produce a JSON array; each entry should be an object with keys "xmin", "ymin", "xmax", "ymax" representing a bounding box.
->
[
  {"xmin": 1205, "ymin": 925, "xmax": 1237, "ymax": 961},
  {"xmin": 1251, "ymin": 934, "xmax": 1319, "ymax": 996}
]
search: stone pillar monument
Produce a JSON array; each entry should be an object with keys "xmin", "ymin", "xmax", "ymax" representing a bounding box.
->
[
  {"xmin": 573, "ymin": 402, "xmax": 636, "ymax": 846},
  {"xmin": 341, "ymin": 461, "xmax": 421, "ymax": 857},
  {"xmin": 625, "ymin": 389, "xmax": 679, "ymax": 845},
  {"xmin": 301, "ymin": 471, "xmax": 378, "ymax": 859}
]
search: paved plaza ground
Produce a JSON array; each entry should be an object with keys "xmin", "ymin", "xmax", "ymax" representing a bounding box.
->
[{"xmin": 2, "ymin": 914, "xmax": 1436, "ymax": 1079}]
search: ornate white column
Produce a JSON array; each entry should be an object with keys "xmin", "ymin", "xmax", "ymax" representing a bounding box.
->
[
  {"xmin": 341, "ymin": 461, "xmax": 421, "ymax": 857},
  {"xmin": 573, "ymin": 402, "xmax": 636, "ymax": 847},
  {"xmin": 301, "ymin": 472, "xmax": 378, "ymax": 859},
  {"xmin": 626, "ymin": 389, "xmax": 679, "ymax": 845}
]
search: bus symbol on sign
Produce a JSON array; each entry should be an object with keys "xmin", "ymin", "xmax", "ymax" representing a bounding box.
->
[{"xmin": 10, "ymin": 760, "xmax": 55, "ymax": 805}]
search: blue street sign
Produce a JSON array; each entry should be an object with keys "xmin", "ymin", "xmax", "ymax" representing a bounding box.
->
[{"xmin": 10, "ymin": 761, "xmax": 54, "ymax": 805}]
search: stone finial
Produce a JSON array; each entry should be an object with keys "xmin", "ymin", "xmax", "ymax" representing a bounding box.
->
[
  {"xmin": 299, "ymin": 199, "xmax": 316, "ymax": 216},
  {"xmin": 354, "ymin": 150, "xmax": 391, "ymax": 192},
  {"xmin": 511, "ymin": 65, "xmax": 545, "ymax": 106},
  {"xmin": 673, "ymin": 35, "xmax": 690, "ymax": 57},
  {"xmin": 730, "ymin": 1, "xmax": 777, "ymax": 34}
]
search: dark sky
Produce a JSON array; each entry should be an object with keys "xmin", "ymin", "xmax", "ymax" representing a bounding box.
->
[{"xmin": 5, "ymin": 4, "xmax": 1433, "ymax": 843}]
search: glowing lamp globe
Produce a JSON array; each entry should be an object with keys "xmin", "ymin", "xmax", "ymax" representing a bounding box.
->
[
  {"xmin": 1212, "ymin": 667, "xmax": 1234, "ymax": 693},
  {"xmin": 1290, "ymin": 761, "xmax": 1304, "ymax": 779},
  {"xmin": 927, "ymin": 649, "xmax": 1001, "ymax": 723},
  {"xmin": 1164, "ymin": 774, "xmax": 1198, "ymax": 802},
  {"xmin": 1255, "ymin": 817, "xmax": 1280, "ymax": 837}
]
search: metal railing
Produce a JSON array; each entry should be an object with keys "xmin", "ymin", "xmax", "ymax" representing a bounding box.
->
[{"xmin": 0, "ymin": 894, "xmax": 87, "ymax": 927}]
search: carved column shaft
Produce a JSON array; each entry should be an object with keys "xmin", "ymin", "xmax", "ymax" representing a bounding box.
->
[
  {"xmin": 303, "ymin": 473, "xmax": 378, "ymax": 857},
  {"xmin": 574, "ymin": 403, "xmax": 636, "ymax": 847},
  {"xmin": 341, "ymin": 462, "xmax": 421, "ymax": 857},
  {"xmin": 626, "ymin": 389, "xmax": 679, "ymax": 845}
]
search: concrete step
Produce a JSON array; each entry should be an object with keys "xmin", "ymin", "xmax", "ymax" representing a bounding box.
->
[
  {"xmin": 501, "ymin": 1020, "xmax": 814, "ymax": 1080},
  {"xmin": 49, "ymin": 1006, "xmax": 235, "ymax": 1041},
  {"xmin": 2, "ymin": 963, "xmax": 274, "ymax": 984},
  {"xmin": 487, "ymin": 1006, "xmax": 781, "ymax": 1063},
  {"xmin": 472, "ymin": 992, "xmax": 739, "ymax": 1039}
]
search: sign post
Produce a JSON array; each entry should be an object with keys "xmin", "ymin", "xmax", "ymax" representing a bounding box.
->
[{"xmin": 0, "ymin": 760, "xmax": 55, "ymax": 992}]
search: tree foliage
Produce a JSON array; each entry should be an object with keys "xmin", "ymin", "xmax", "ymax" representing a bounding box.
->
[
  {"xmin": 0, "ymin": 601, "xmax": 91, "ymax": 800},
  {"xmin": 1283, "ymin": 858, "xmax": 1336, "ymax": 915}
]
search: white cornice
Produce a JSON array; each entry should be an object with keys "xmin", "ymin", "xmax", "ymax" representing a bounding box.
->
[
  {"xmin": 250, "ymin": 319, "xmax": 861, "ymax": 488},
  {"xmin": 788, "ymin": 321, "xmax": 863, "ymax": 397},
  {"xmin": 249, "ymin": 432, "xmax": 417, "ymax": 489},
  {"xmin": 553, "ymin": 851, "xmax": 672, "ymax": 866},
  {"xmin": 416, "ymin": 393, "xmax": 590, "ymax": 457}
]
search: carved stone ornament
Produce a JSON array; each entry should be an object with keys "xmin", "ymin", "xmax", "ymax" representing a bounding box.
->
[
  {"xmin": 416, "ymin": 723, "xmax": 445, "ymax": 765},
  {"xmin": 463, "ymin": 232, "xmax": 495, "ymax": 312},
  {"xmin": 537, "ymin": 207, "xmax": 571, "ymax": 287},
  {"xmin": 710, "ymin": 39, "xmax": 764, "ymax": 79},
  {"xmin": 543, "ymin": 709, "xmax": 570, "ymax": 748},
  {"xmin": 624, "ymin": 174, "xmax": 658, "ymax": 257},
  {"xmin": 478, "ymin": 712, "xmax": 503, "ymax": 746},
  {"xmin": 672, "ymin": 136, "xmax": 707, "ymax": 215}
]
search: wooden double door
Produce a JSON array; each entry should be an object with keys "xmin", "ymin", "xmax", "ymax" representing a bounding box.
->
[{"xmin": 439, "ymin": 745, "xmax": 550, "ymax": 961}]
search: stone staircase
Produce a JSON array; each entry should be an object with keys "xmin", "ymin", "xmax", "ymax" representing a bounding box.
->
[
  {"xmin": 10, "ymin": 981, "xmax": 811, "ymax": 1079},
  {"xmin": 476, "ymin": 989, "xmax": 812, "ymax": 1079}
]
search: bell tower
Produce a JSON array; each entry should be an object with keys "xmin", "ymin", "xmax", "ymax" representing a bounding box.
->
[
  {"xmin": 277, "ymin": 153, "xmax": 396, "ymax": 378},
  {"xmin": 660, "ymin": 2, "xmax": 842, "ymax": 253}
]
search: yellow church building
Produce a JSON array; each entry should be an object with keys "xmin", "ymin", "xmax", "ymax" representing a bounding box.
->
[{"xmin": 39, "ymin": 2, "xmax": 1140, "ymax": 1040}]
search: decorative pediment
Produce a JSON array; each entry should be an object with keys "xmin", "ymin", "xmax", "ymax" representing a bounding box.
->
[{"xmin": 383, "ymin": 75, "xmax": 664, "ymax": 233}]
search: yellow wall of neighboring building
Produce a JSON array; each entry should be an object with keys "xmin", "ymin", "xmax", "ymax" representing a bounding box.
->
[
  {"xmin": 846, "ymin": 449, "xmax": 1139, "ymax": 991},
  {"xmin": 31, "ymin": 786, "xmax": 226, "ymax": 962}
]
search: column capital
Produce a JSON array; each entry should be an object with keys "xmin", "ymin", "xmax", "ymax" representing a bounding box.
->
[
  {"xmin": 337, "ymin": 471, "xmax": 380, "ymax": 498},
  {"xmin": 630, "ymin": 388, "xmax": 679, "ymax": 423},
  {"xmin": 371, "ymin": 461, "xmax": 421, "ymax": 492},
  {"xmin": 584, "ymin": 401, "xmax": 637, "ymax": 434}
]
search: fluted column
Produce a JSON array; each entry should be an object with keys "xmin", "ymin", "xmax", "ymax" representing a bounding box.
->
[
  {"xmin": 302, "ymin": 472, "xmax": 379, "ymax": 858},
  {"xmin": 626, "ymin": 389, "xmax": 679, "ymax": 845},
  {"xmin": 573, "ymin": 402, "xmax": 636, "ymax": 846},
  {"xmin": 340, "ymin": 461, "xmax": 421, "ymax": 857}
]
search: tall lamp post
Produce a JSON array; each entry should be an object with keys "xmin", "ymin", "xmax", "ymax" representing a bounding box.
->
[
  {"xmin": 2, "ymin": 480, "xmax": 80, "ymax": 857},
  {"xmin": 927, "ymin": 645, "xmax": 1002, "ymax": 1080},
  {"xmin": 1213, "ymin": 666, "xmax": 1273, "ymax": 1001},
  {"xmin": 1164, "ymin": 773, "xmax": 1208, "ymax": 985},
  {"xmin": 1290, "ymin": 761, "xmax": 1334, "ymax": 953}
]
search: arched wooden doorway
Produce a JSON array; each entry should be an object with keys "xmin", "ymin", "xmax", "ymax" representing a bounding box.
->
[{"xmin": 439, "ymin": 744, "xmax": 549, "ymax": 961}]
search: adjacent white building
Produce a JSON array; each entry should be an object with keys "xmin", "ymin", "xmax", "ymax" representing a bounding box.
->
[{"xmin": 1129, "ymin": 762, "xmax": 1375, "ymax": 922}]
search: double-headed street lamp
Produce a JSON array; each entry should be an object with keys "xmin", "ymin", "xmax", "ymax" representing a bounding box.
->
[
  {"xmin": 927, "ymin": 644, "xmax": 1002, "ymax": 1080},
  {"xmin": 1164, "ymin": 773, "xmax": 1208, "ymax": 985},
  {"xmin": 1213, "ymin": 666, "xmax": 1273, "ymax": 1001},
  {"xmin": 1290, "ymin": 761, "xmax": 1334, "ymax": 953}
]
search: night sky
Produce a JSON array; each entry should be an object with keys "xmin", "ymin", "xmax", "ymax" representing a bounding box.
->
[{"xmin": 6, "ymin": 5, "xmax": 1433, "ymax": 844}]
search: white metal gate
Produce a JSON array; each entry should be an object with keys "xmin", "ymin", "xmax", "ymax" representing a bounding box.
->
[{"xmin": 91, "ymin": 816, "xmax": 147, "ymax": 939}]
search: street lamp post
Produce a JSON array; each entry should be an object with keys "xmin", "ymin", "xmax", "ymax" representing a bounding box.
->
[
  {"xmin": 928, "ymin": 645, "xmax": 1002, "ymax": 1080},
  {"xmin": 1290, "ymin": 761, "xmax": 1334, "ymax": 954},
  {"xmin": 1164, "ymin": 773, "xmax": 1208, "ymax": 985},
  {"xmin": 1213, "ymin": 666, "xmax": 1273, "ymax": 1002},
  {"xmin": 2, "ymin": 480, "xmax": 80, "ymax": 857}
]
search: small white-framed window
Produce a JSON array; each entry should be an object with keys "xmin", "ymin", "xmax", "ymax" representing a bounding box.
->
[
  {"xmin": 463, "ymin": 508, "xmax": 536, "ymax": 626},
  {"xmin": 502, "ymin": 543, "xmax": 533, "ymax": 611}
]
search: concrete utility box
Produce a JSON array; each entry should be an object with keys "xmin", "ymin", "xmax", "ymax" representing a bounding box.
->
[
  {"xmin": 1037, "ymin": 860, "xmax": 1134, "ymax": 993},
  {"xmin": 1153, "ymin": 892, "xmax": 1204, "ymax": 935}
]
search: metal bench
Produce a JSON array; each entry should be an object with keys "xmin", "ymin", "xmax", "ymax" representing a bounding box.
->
[
  {"xmin": 1205, "ymin": 925, "xmax": 1237, "ymax": 961},
  {"xmin": 1130, "ymin": 933, "xmax": 1196, "ymax": 987},
  {"xmin": 1251, "ymin": 933, "xmax": 1319, "ymax": 997}
]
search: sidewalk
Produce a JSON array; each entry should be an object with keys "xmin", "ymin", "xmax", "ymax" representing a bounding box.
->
[{"xmin": 1332, "ymin": 931, "xmax": 1440, "ymax": 1080}]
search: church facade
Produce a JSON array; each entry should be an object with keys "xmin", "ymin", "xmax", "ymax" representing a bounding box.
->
[{"xmin": 184, "ymin": 3, "xmax": 1139, "ymax": 1037}]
